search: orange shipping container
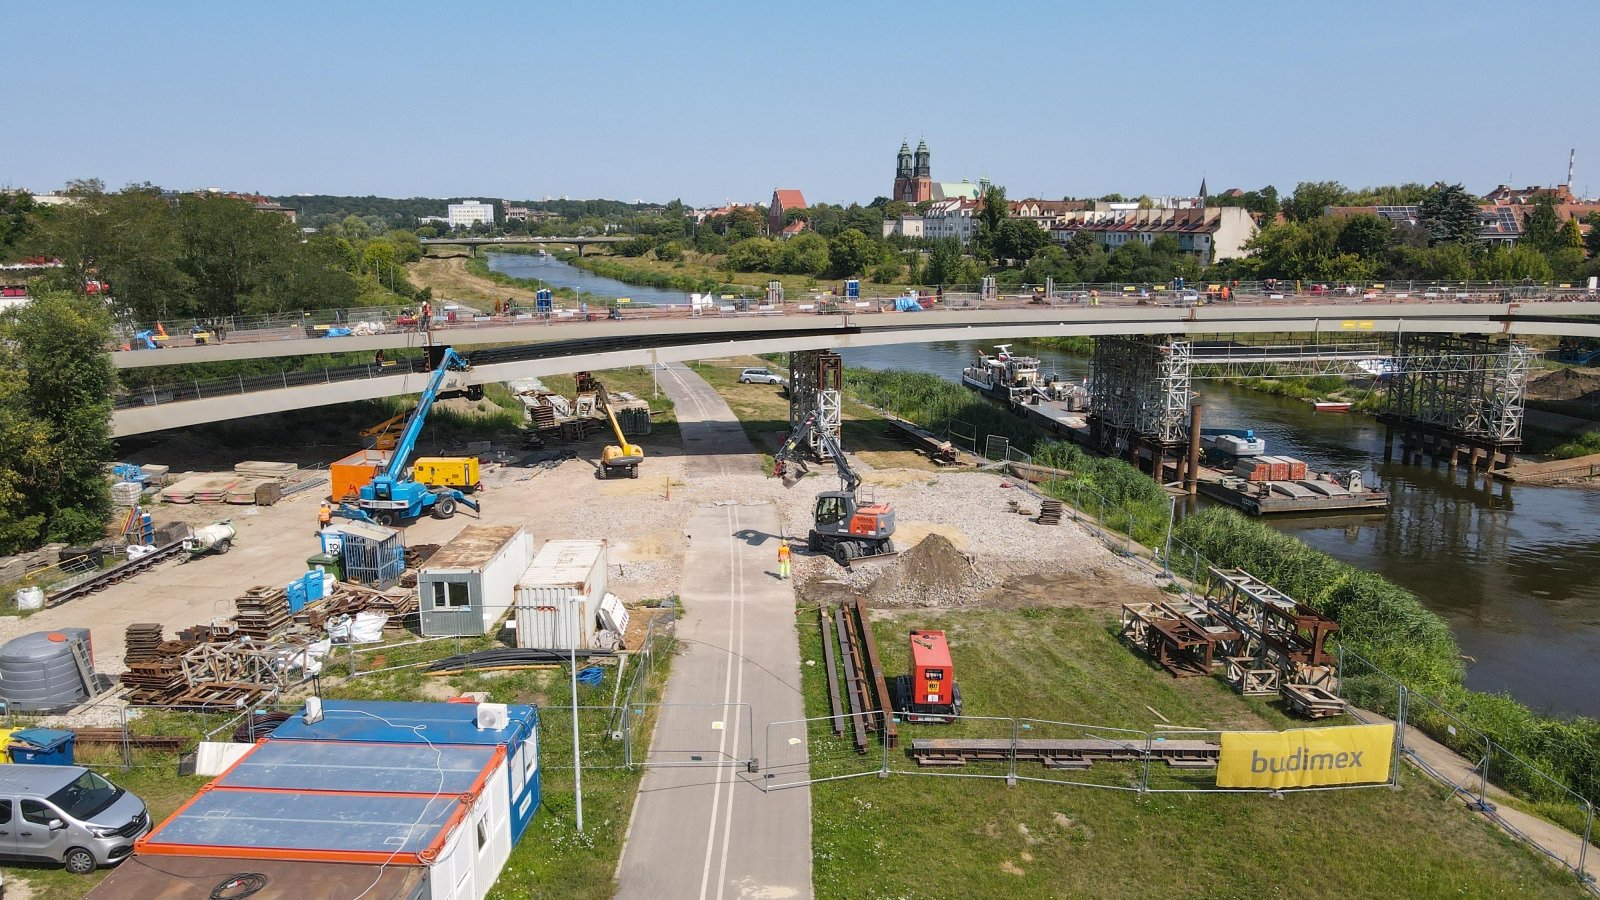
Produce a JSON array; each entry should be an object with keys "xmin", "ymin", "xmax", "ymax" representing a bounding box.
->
[
  {"xmin": 1282, "ymin": 457, "xmax": 1308, "ymax": 480},
  {"xmin": 330, "ymin": 449, "xmax": 393, "ymax": 502},
  {"xmin": 1257, "ymin": 456, "xmax": 1289, "ymax": 481}
]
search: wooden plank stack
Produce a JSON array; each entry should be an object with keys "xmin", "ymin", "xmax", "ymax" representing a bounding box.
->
[
  {"xmin": 123, "ymin": 660, "xmax": 187, "ymax": 705},
  {"xmin": 124, "ymin": 623, "xmax": 165, "ymax": 664},
  {"xmin": 1037, "ymin": 499, "xmax": 1063, "ymax": 525},
  {"xmin": 233, "ymin": 585, "xmax": 291, "ymax": 640}
]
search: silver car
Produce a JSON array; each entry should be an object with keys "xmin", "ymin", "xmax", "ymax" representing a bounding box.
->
[
  {"xmin": 738, "ymin": 367, "xmax": 784, "ymax": 385},
  {"xmin": 0, "ymin": 765, "xmax": 150, "ymax": 874}
]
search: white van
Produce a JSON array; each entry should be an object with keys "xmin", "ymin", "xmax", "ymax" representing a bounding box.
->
[{"xmin": 0, "ymin": 765, "xmax": 150, "ymax": 874}]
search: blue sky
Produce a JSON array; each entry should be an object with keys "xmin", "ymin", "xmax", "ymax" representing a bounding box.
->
[{"xmin": 4, "ymin": 1, "xmax": 1597, "ymax": 206}]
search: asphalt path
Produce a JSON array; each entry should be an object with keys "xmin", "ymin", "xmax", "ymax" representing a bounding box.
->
[{"xmin": 615, "ymin": 363, "xmax": 812, "ymax": 900}]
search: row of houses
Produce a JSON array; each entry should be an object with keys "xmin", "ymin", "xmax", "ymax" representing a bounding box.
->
[
  {"xmin": 1326, "ymin": 188, "xmax": 1600, "ymax": 248},
  {"xmin": 882, "ymin": 199, "xmax": 1257, "ymax": 264}
]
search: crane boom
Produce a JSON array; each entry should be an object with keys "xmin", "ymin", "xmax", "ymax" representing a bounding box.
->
[{"xmin": 386, "ymin": 347, "xmax": 470, "ymax": 479}]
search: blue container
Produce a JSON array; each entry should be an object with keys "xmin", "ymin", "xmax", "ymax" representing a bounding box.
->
[
  {"xmin": 286, "ymin": 580, "xmax": 309, "ymax": 613},
  {"xmin": 8, "ymin": 728, "xmax": 76, "ymax": 765},
  {"xmin": 845, "ymin": 279, "xmax": 860, "ymax": 299},
  {"xmin": 303, "ymin": 570, "xmax": 325, "ymax": 602}
]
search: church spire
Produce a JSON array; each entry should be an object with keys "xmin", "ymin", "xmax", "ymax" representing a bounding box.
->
[
  {"xmin": 897, "ymin": 141, "xmax": 912, "ymax": 179},
  {"xmin": 914, "ymin": 139, "xmax": 930, "ymax": 178}
]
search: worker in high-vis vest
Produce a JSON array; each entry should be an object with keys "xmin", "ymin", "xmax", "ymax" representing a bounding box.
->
[
  {"xmin": 777, "ymin": 540, "xmax": 791, "ymax": 580},
  {"xmin": 316, "ymin": 501, "xmax": 333, "ymax": 535}
]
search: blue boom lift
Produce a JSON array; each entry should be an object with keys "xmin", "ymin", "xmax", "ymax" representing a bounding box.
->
[{"xmin": 339, "ymin": 346, "xmax": 483, "ymax": 526}]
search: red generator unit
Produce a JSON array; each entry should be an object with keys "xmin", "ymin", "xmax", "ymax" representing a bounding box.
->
[{"xmin": 890, "ymin": 630, "xmax": 964, "ymax": 724}]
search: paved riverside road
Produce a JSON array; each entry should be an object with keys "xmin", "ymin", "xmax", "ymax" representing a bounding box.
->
[{"xmin": 615, "ymin": 364, "xmax": 812, "ymax": 899}]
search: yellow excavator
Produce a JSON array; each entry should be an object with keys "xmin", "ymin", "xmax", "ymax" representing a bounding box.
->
[{"xmin": 590, "ymin": 377, "xmax": 644, "ymax": 479}]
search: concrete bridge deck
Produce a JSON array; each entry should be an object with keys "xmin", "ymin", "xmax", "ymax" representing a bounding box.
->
[
  {"xmin": 111, "ymin": 298, "xmax": 1600, "ymax": 369},
  {"xmin": 110, "ymin": 300, "xmax": 1600, "ymax": 437}
]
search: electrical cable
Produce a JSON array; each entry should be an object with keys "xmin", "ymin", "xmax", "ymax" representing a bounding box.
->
[
  {"xmin": 339, "ymin": 709, "xmax": 448, "ymax": 900},
  {"xmin": 209, "ymin": 873, "xmax": 268, "ymax": 900}
]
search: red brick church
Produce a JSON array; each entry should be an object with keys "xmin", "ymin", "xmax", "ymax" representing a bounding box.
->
[{"xmin": 893, "ymin": 139, "xmax": 932, "ymax": 203}]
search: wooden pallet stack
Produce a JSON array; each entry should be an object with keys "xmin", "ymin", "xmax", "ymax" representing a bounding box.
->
[
  {"xmin": 123, "ymin": 660, "xmax": 187, "ymax": 705},
  {"xmin": 233, "ymin": 585, "xmax": 291, "ymax": 640},
  {"xmin": 1037, "ymin": 499, "xmax": 1063, "ymax": 525},
  {"xmin": 124, "ymin": 623, "xmax": 164, "ymax": 664}
]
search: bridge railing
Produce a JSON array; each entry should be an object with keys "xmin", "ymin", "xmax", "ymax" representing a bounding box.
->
[{"xmin": 108, "ymin": 281, "xmax": 1600, "ymax": 356}]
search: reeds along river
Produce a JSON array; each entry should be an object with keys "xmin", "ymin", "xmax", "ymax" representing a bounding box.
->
[{"xmin": 841, "ymin": 340, "xmax": 1600, "ymax": 721}]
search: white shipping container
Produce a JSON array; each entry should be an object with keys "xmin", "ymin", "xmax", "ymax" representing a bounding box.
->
[
  {"xmin": 514, "ymin": 540, "xmax": 609, "ymax": 650},
  {"xmin": 419, "ymin": 525, "xmax": 535, "ymax": 637}
]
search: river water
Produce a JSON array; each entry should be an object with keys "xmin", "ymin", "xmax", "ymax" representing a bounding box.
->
[
  {"xmin": 490, "ymin": 254, "xmax": 1600, "ymax": 718},
  {"xmin": 487, "ymin": 252, "xmax": 690, "ymax": 307}
]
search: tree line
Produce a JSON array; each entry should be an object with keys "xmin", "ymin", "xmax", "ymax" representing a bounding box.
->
[
  {"xmin": 1214, "ymin": 181, "xmax": 1599, "ymax": 285},
  {"xmin": 17, "ymin": 181, "xmax": 428, "ymax": 325}
]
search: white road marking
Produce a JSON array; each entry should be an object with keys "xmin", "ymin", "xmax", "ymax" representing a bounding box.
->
[{"xmin": 715, "ymin": 505, "xmax": 750, "ymax": 900}]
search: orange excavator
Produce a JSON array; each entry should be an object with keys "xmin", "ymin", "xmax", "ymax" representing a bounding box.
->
[{"xmin": 773, "ymin": 413, "xmax": 896, "ymax": 566}]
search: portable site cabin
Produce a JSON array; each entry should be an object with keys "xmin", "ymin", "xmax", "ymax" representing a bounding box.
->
[
  {"xmin": 419, "ymin": 525, "xmax": 534, "ymax": 637},
  {"xmin": 132, "ymin": 737, "xmax": 510, "ymax": 900},
  {"xmin": 269, "ymin": 699, "xmax": 541, "ymax": 843},
  {"xmin": 514, "ymin": 539, "xmax": 609, "ymax": 651}
]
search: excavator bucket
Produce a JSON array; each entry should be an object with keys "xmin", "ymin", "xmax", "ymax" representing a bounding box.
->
[{"xmin": 842, "ymin": 546, "xmax": 900, "ymax": 569}]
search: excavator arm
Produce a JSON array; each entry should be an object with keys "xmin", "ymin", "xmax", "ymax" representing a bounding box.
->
[{"xmin": 773, "ymin": 413, "xmax": 858, "ymax": 495}]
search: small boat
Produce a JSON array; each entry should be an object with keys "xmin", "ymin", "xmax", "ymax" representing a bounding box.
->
[
  {"xmin": 961, "ymin": 344, "xmax": 1046, "ymax": 406},
  {"xmin": 1201, "ymin": 428, "xmax": 1264, "ymax": 457},
  {"xmin": 1310, "ymin": 400, "xmax": 1352, "ymax": 413}
]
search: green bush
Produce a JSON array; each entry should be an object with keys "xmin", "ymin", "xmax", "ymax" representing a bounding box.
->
[
  {"xmin": 1550, "ymin": 431, "xmax": 1600, "ymax": 459},
  {"xmin": 1176, "ymin": 505, "xmax": 1600, "ymax": 805}
]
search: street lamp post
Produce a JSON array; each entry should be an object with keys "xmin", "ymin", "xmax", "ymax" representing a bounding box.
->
[{"xmin": 572, "ymin": 607, "xmax": 584, "ymax": 833}]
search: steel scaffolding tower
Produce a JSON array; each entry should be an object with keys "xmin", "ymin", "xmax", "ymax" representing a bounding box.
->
[
  {"xmin": 788, "ymin": 350, "xmax": 842, "ymax": 458},
  {"xmin": 1089, "ymin": 336, "xmax": 1192, "ymax": 449},
  {"xmin": 1384, "ymin": 334, "xmax": 1530, "ymax": 445}
]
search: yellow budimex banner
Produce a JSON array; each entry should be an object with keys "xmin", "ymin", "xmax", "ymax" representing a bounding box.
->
[{"xmin": 1217, "ymin": 724, "xmax": 1394, "ymax": 789}]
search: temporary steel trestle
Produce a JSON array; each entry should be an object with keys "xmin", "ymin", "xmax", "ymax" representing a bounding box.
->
[
  {"xmin": 1379, "ymin": 333, "xmax": 1530, "ymax": 470},
  {"xmin": 788, "ymin": 350, "xmax": 842, "ymax": 459},
  {"xmin": 1085, "ymin": 333, "xmax": 1530, "ymax": 474}
]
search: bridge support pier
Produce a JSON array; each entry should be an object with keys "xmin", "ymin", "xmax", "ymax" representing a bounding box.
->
[{"xmin": 1380, "ymin": 334, "xmax": 1529, "ymax": 474}]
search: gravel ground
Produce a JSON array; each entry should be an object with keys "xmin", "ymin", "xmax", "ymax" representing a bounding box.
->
[{"xmin": 775, "ymin": 465, "xmax": 1147, "ymax": 608}]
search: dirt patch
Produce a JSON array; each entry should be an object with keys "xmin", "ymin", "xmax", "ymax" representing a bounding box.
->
[
  {"xmin": 975, "ymin": 568, "xmax": 1170, "ymax": 611},
  {"xmin": 1000, "ymin": 860, "xmax": 1026, "ymax": 877},
  {"xmin": 1528, "ymin": 367, "xmax": 1600, "ymax": 402},
  {"xmin": 890, "ymin": 521, "xmax": 970, "ymax": 553},
  {"xmin": 860, "ymin": 469, "xmax": 940, "ymax": 489},
  {"xmin": 409, "ymin": 256, "xmax": 536, "ymax": 305}
]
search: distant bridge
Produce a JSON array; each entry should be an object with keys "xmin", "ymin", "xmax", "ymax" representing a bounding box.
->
[
  {"xmin": 110, "ymin": 301, "xmax": 1600, "ymax": 436},
  {"xmin": 419, "ymin": 235, "xmax": 634, "ymax": 256}
]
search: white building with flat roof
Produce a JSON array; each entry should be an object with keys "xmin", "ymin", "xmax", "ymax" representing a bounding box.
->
[{"xmin": 448, "ymin": 200, "xmax": 496, "ymax": 228}]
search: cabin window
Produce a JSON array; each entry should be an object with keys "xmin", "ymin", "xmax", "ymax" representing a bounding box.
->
[
  {"xmin": 430, "ymin": 580, "xmax": 470, "ymax": 610},
  {"xmin": 476, "ymin": 817, "xmax": 489, "ymax": 855}
]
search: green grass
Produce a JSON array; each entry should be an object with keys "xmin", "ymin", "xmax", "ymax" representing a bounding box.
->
[
  {"xmin": 688, "ymin": 360, "xmax": 937, "ymax": 474},
  {"xmin": 6, "ymin": 746, "xmax": 209, "ymax": 900},
  {"xmin": 1549, "ymin": 430, "xmax": 1600, "ymax": 459},
  {"xmin": 799, "ymin": 607, "xmax": 1587, "ymax": 899}
]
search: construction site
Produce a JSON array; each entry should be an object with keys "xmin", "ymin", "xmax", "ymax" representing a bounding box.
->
[{"xmin": 0, "ymin": 343, "xmax": 1591, "ymax": 900}]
